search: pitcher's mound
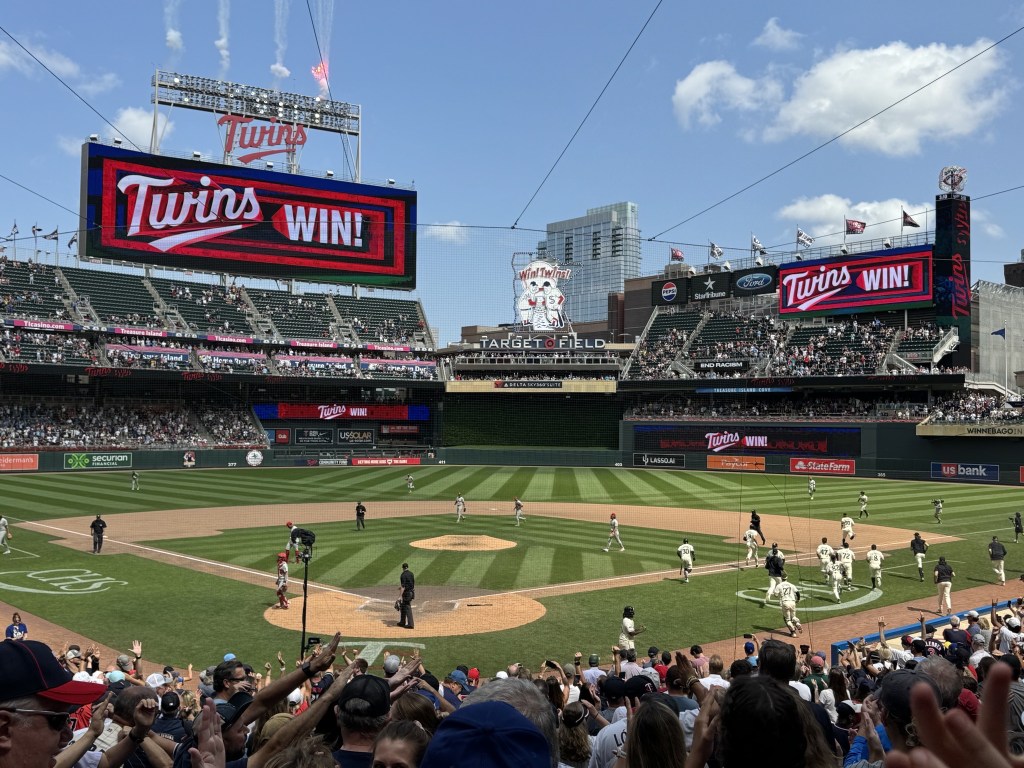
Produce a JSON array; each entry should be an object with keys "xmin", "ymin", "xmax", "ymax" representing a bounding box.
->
[{"xmin": 410, "ymin": 535, "xmax": 516, "ymax": 551}]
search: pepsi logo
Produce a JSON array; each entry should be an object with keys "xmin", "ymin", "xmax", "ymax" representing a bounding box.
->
[
  {"xmin": 661, "ymin": 282, "xmax": 678, "ymax": 301},
  {"xmin": 736, "ymin": 273, "xmax": 773, "ymax": 290}
]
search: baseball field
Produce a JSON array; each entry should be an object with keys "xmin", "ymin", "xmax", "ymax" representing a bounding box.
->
[{"xmin": 1, "ymin": 464, "xmax": 1021, "ymax": 674}]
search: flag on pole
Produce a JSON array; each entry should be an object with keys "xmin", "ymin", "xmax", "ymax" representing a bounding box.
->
[
  {"xmin": 68, "ymin": 233, "xmax": 78, "ymax": 248},
  {"xmin": 8, "ymin": 222, "xmax": 17, "ymax": 238},
  {"xmin": 902, "ymin": 209, "xmax": 920, "ymax": 228},
  {"xmin": 709, "ymin": 242, "xmax": 724, "ymax": 260},
  {"xmin": 43, "ymin": 228, "xmax": 59, "ymax": 241},
  {"xmin": 751, "ymin": 235, "xmax": 767, "ymax": 255},
  {"xmin": 796, "ymin": 228, "xmax": 814, "ymax": 248},
  {"xmin": 31, "ymin": 224, "xmax": 42, "ymax": 237},
  {"xmin": 670, "ymin": 247, "xmax": 684, "ymax": 261},
  {"xmin": 992, "ymin": 328, "xmax": 1006, "ymax": 338},
  {"xmin": 845, "ymin": 219, "xmax": 866, "ymax": 235}
]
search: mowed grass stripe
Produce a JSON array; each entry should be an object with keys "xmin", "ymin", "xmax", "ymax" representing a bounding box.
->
[
  {"xmin": 551, "ymin": 469, "xmax": 581, "ymax": 503},
  {"xmin": 589, "ymin": 468, "xmax": 644, "ymax": 506}
]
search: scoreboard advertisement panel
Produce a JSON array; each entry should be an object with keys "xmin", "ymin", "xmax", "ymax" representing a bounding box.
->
[
  {"xmin": 778, "ymin": 247, "xmax": 932, "ymax": 317},
  {"xmin": 81, "ymin": 143, "xmax": 416, "ymax": 288}
]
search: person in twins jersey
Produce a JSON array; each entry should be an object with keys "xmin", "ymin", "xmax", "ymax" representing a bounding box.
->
[
  {"xmin": 816, "ymin": 537, "xmax": 834, "ymax": 582},
  {"xmin": 776, "ymin": 572, "xmax": 802, "ymax": 636},
  {"xmin": 840, "ymin": 514, "xmax": 855, "ymax": 541},
  {"xmin": 274, "ymin": 552, "xmax": 290, "ymax": 609},
  {"xmin": 742, "ymin": 526, "xmax": 759, "ymax": 568},
  {"xmin": 807, "ymin": 478, "xmax": 816, "ymax": 500},
  {"xmin": 604, "ymin": 513, "xmax": 624, "ymax": 552},
  {"xmin": 513, "ymin": 497, "xmax": 525, "ymax": 527},
  {"xmin": 827, "ymin": 553, "xmax": 845, "ymax": 603},
  {"xmin": 454, "ymin": 493, "xmax": 467, "ymax": 523},
  {"xmin": 837, "ymin": 541, "xmax": 856, "ymax": 591},
  {"xmin": 866, "ymin": 544, "xmax": 885, "ymax": 589},
  {"xmin": 932, "ymin": 498, "xmax": 944, "ymax": 524},
  {"xmin": 858, "ymin": 491, "xmax": 869, "ymax": 518},
  {"xmin": 677, "ymin": 538, "xmax": 695, "ymax": 582}
]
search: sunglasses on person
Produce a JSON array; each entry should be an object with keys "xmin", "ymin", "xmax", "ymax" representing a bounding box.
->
[{"xmin": 0, "ymin": 708, "xmax": 72, "ymax": 731}]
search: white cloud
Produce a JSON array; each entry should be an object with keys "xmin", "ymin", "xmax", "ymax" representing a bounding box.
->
[
  {"xmin": 111, "ymin": 107, "xmax": 174, "ymax": 150},
  {"xmin": 56, "ymin": 135, "xmax": 82, "ymax": 157},
  {"xmin": 766, "ymin": 40, "xmax": 1011, "ymax": 155},
  {"xmin": 424, "ymin": 221, "xmax": 469, "ymax": 245},
  {"xmin": 972, "ymin": 208, "xmax": 1005, "ymax": 238},
  {"xmin": 672, "ymin": 61, "xmax": 783, "ymax": 128},
  {"xmin": 674, "ymin": 39, "xmax": 1012, "ymax": 157},
  {"xmin": 753, "ymin": 18, "xmax": 802, "ymax": 51},
  {"xmin": 777, "ymin": 194, "xmax": 933, "ymax": 240},
  {"xmin": 78, "ymin": 72, "xmax": 121, "ymax": 97}
]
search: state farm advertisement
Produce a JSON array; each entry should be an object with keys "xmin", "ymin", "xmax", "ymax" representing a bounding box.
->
[
  {"xmin": 634, "ymin": 424, "xmax": 861, "ymax": 457},
  {"xmin": 789, "ymin": 458, "xmax": 856, "ymax": 475},
  {"xmin": 82, "ymin": 144, "xmax": 416, "ymax": 287},
  {"xmin": 778, "ymin": 248, "xmax": 932, "ymax": 315}
]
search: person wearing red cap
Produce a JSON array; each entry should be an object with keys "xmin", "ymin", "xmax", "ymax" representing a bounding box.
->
[
  {"xmin": 0, "ymin": 639, "xmax": 106, "ymax": 768},
  {"xmin": 275, "ymin": 552, "xmax": 290, "ymax": 609}
]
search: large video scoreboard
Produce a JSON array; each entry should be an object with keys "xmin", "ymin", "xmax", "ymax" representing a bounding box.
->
[{"xmin": 81, "ymin": 144, "xmax": 417, "ymax": 288}]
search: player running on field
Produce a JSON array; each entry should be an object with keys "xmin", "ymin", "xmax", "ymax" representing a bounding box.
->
[
  {"xmin": 910, "ymin": 532, "xmax": 928, "ymax": 581},
  {"xmin": 776, "ymin": 572, "xmax": 802, "ymax": 636},
  {"xmin": 858, "ymin": 491, "xmax": 869, "ymax": 518},
  {"xmin": 840, "ymin": 514, "xmax": 855, "ymax": 541},
  {"xmin": 837, "ymin": 541, "xmax": 856, "ymax": 591},
  {"xmin": 745, "ymin": 528, "xmax": 761, "ymax": 569},
  {"xmin": 749, "ymin": 509, "xmax": 766, "ymax": 545},
  {"xmin": 454, "ymin": 493, "xmax": 466, "ymax": 523},
  {"xmin": 513, "ymin": 496, "xmax": 525, "ymax": 527},
  {"xmin": 866, "ymin": 544, "xmax": 885, "ymax": 589},
  {"xmin": 807, "ymin": 478, "xmax": 816, "ymax": 500},
  {"xmin": 816, "ymin": 537, "xmax": 834, "ymax": 582},
  {"xmin": 932, "ymin": 498, "xmax": 944, "ymax": 524},
  {"xmin": 764, "ymin": 544, "xmax": 786, "ymax": 603},
  {"xmin": 604, "ymin": 512, "xmax": 624, "ymax": 552},
  {"xmin": 677, "ymin": 538, "xmax": 695, "ymax": 582},
  {"xmin": 1011, "ymin": 511, "xmax": 1023, "ymax": 544},
  {"xmin": 827, "ymin": 553, "xmax": 844, "ymax": 602}
]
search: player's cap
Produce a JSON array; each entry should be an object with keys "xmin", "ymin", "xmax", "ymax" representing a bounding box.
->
[
  {"xmin": 277, "ymin": 552, "xmax": 288, "ymax": 560},
  {"xmin": 285, "ymin": 521, "xmax": 292, "ymax": 527},
  {"xmin": 0, "ymin": 639, "xmax": 107, "ymax": 705},
  {"xmin": 610, "ymin": 513, "xmax": 616, "ymax": 519}
]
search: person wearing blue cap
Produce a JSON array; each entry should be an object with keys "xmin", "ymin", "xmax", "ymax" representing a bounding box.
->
[{"xmin": 420, "ymin": 700, "xmax": 551, "ymax": 768}]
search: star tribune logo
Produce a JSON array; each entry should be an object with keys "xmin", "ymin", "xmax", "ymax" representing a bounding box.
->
[{"xmin": 703, "ymin": 277, "xmax": 716, "ymax": 291}]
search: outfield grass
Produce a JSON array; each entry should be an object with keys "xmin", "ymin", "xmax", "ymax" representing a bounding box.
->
[{"xmin": 2, "ymin": 466, "xmax": 1022, "ymax": 674}]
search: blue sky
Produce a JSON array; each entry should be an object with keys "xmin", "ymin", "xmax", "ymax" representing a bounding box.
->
[{"xmin": 1, "ymin": 2, "xmax": 1024, "ymax": 345}]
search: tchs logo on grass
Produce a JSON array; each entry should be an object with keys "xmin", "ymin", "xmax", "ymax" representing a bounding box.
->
[
  {"xmin": 0, "ymin": 568, "xmax": 127, "ymax": 594},
  {"xmin": 63, "ymin": 452, "xmax": 133, "ymax": 470}
]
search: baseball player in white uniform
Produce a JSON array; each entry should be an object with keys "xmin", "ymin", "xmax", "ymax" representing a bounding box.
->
[
  {"xmin": 866, "ymin": 544, "xmax": 885, "ymax": 589},
  {"xmin": 405, "ymin": 474, "xmax": 415, "ymax": 493},
  {"xmin": 841, "ymin": 514, "xmax": 856, "ymax": 541},
  {"xmin": 618, "ymin": 605, "xmax": 644, "ymax": 651},
  {"xmin": 858, "ymin": 491, "xmax": 869, "ymax": 518},
  {"xmin": 742, "ymin": 527, "xmax": 759, "ymax": 568},
  {"xmin": 827, "ymin": 554, "xmax": 844, "ymax": 602},
  {"xmin": 677, "ymin": 538, "xmax": 695, "ymax": 582},
  {"xmin": 604, "ymin": 513, "xmax": 624, "ymax": 552},
  {"xmin": 807, "ymin": 478, "xmax": 816, "ymax": 500},
  {"xmin": 932, "ymin": 498, "xmax": 944, "ymax": 524},
  {"xmin": 275, "ymin": 552, "xmax": 290, "ymax": 609},
  {"xmin": 514, "ymin": 497, "xmax": 525, "ymax": 527},
  {"xmin": 454, "ymin": 494, "xmax": 466, "ymax": 523},
  {"xmin": 816, "ymin": 537, "xmax": 834, "ymax": 582},
  {"xmin": 0, "ymin": 515, "xmax": 10, "ymax": 554},
  {"xmin": 776, "ymin": 572, "xmax": 802, "ymax": 636},
  {"xmin": 837, "ymin": 541, "xmax": 856, "ymax": 590}
]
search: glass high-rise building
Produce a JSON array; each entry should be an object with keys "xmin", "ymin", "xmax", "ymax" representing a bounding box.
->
[{"xmin": 536, "ymin": 202, "xmax": 641, "ymax": 324}]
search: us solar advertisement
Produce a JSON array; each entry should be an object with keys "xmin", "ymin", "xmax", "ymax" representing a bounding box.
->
[{"xmin": 81, "ymin": 143, "xmax": 417, "ymax": 287}]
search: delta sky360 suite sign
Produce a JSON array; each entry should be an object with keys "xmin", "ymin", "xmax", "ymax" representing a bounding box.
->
[{"xmin": 81, "ymin": 144, "xmax": 417, "ymax": 288}]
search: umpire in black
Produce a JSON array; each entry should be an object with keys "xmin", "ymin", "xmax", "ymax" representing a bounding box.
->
[{"xmin": 398, "ymin": 562, "xmax": 415, "ymax": 629}]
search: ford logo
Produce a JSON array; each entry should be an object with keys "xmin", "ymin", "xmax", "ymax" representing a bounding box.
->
[
  {"xmin": 661, "ymin": 281, "xmax": 677, "ymax": 301},
  {"xmin": 736, "ymin": 273, "xmax": 772, "ymax": 290}
]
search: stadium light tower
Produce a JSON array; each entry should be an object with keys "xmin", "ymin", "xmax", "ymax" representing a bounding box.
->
[{"xmin": 150, "ymin": 70, "xmax": 362, "ymax": 180}]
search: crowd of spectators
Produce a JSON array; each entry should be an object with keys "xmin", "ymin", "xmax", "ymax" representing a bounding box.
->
[
  {"xmin": 926, "ymin": 392, "xmax": 1024, "ymax": 425},
  {"xmin": 629, "ymin": 325, "xmax": 691, "ymax": 380},
  {"xmin": 351, "ymin": 315, "xmax": 418, "ymax": 345},
  {"xmin": 0, "ymin": 330, "xmax": 95, "ymax": 365},
  {"xmin": 9, "ymin": 599, "xmax": 1024, "ymax": 768},
  {"xmin": 0, "ymin": 403, "xmax": 196, "ymax": 449},
  {"xmin": 106, "ymin": 338, "xmax": 190, "ymax": 370},
  {"xmin": 625, "ymin": 395, "xmax": 928, "ymax": 422},
  {"xmin": 453, "ymin": 371, "xmax": 616, "ymax": 382},
  {"xmin": 197, "ymin": 406, "xmax": 267, "ymax": 446},
  {"xmin": 767, "ymin": 319, "xmax": 899, "ymax": 378},
  {"xmin": 195, "ymin": 345, "xmax": 271, "ymax": 375}
]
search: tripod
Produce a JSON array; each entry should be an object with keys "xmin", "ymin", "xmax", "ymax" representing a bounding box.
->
[{"xmin": 298, "ymin": 544, "xmax": 313, "ymax": 659}]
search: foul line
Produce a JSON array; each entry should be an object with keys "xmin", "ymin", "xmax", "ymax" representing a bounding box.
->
[{"xmin": 18, "ymin": 520, "xmax": 378, "ymax": 601}]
